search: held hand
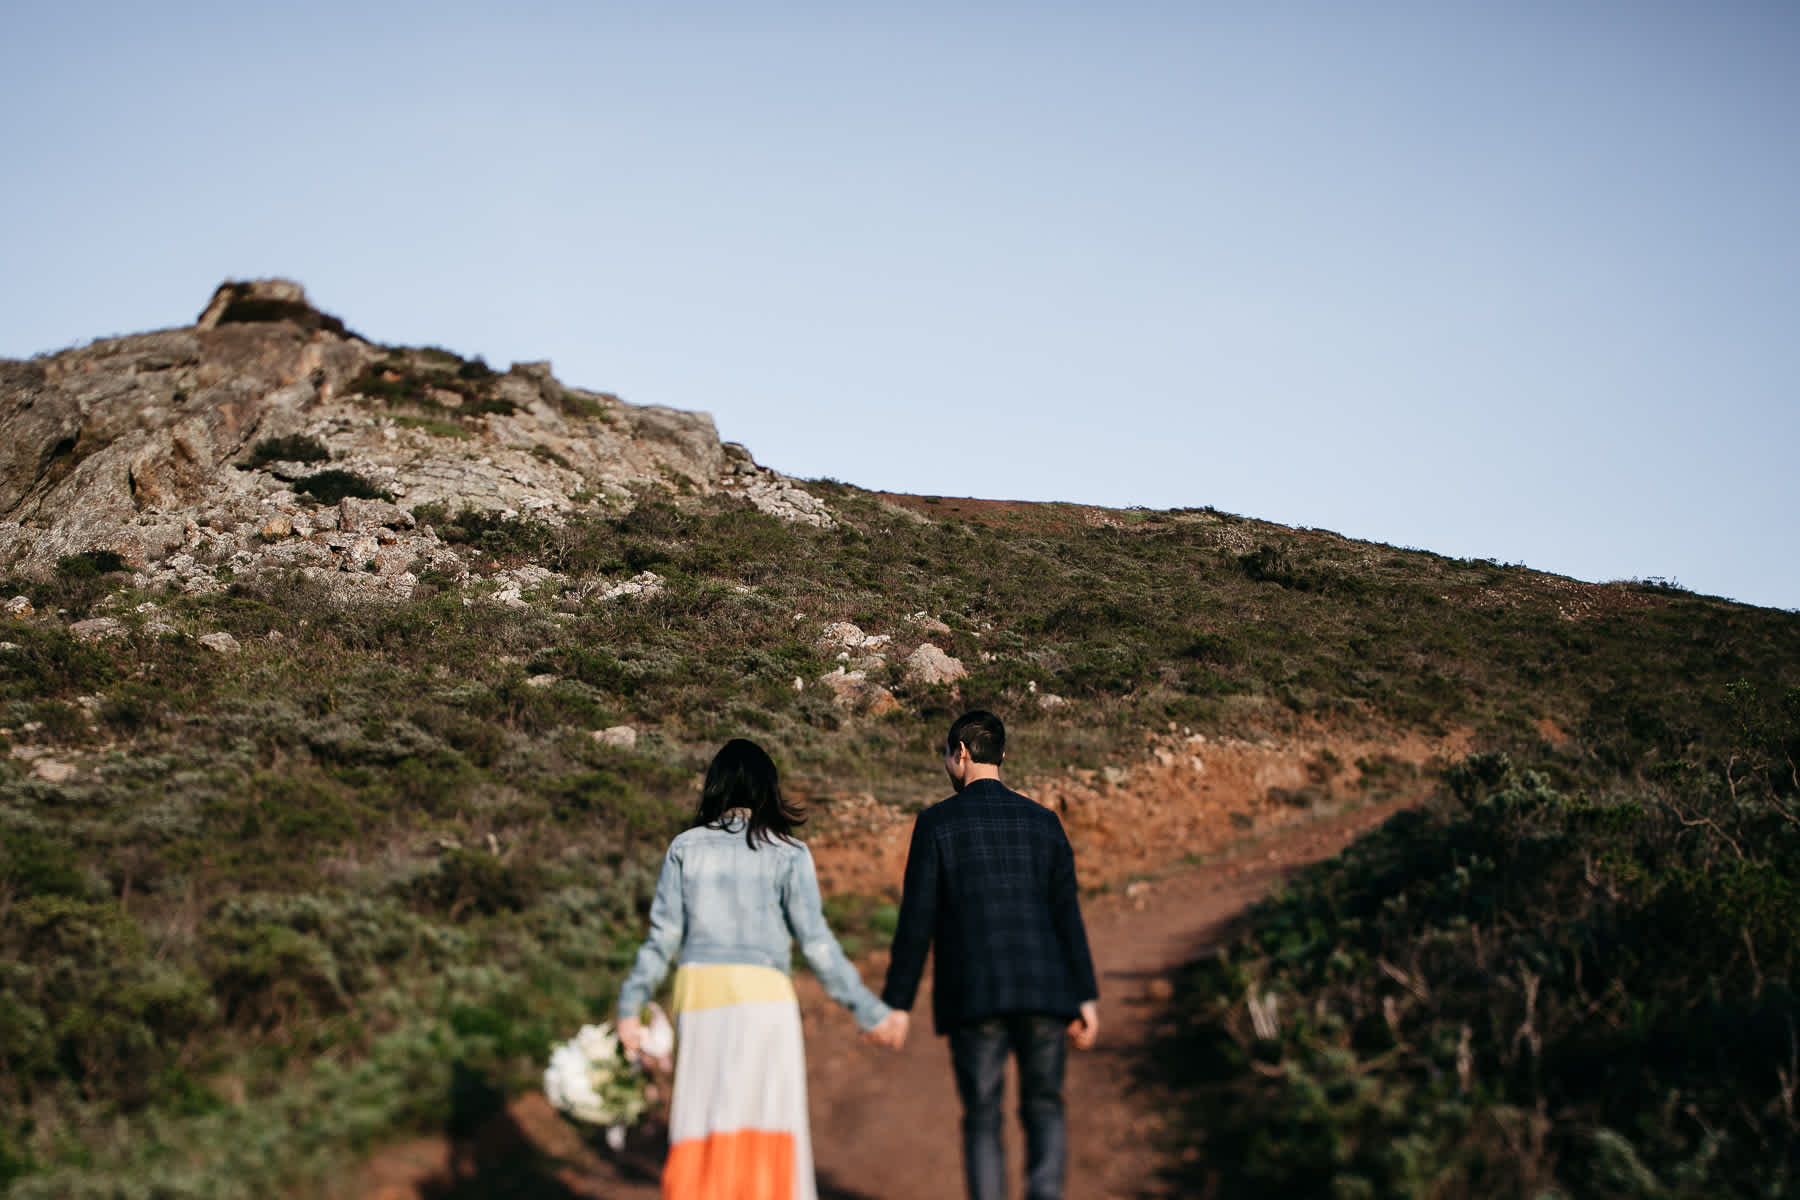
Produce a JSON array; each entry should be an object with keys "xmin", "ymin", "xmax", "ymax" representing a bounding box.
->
[
  {"xmin": 616, "ymin": 1015, "xmax": 645, "ymax": 1061},
  {"xmin": 1066, "ymin": 1001, "xmax": 1099, "ymax": 1051},
  {"xmin": 865, "ymin": 1009, "xmax": 909, "ymax": 1051}
]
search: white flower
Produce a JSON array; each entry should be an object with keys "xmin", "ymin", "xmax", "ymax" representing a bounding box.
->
[
  {"xmin": 575, "ymin": 1022, "xmax": 620, "ymax": 1063},
  {"xmin": 543, "ymin": 1016, "xmax": 659, "ymax": 1134},
  {"xmin": 639, "ymin": 1004, "xmax": 675, "ymax": 1060},
  {"xmin": 544, "ymin": 1041, "xmax": 610, "ymax": 1125}
]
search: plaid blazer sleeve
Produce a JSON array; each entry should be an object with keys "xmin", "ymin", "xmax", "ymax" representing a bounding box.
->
[
  {"xmin": 881, "ymin": 809, "xmax": 939, "ymax": 1013},
  {"xmin": 1049, "ymin": 817, "xmax": 1099, "ymax": 1003}
]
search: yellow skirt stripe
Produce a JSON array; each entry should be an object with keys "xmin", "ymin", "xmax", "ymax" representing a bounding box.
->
[{"xmin": 670, "ymin": 962, "xmax": 796, "ymax": 1014}]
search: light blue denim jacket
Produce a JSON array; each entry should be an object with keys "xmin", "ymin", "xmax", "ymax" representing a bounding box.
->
[{"xmin": 615, "ymin": 815, "xmax": 891, "ymax": 1031}]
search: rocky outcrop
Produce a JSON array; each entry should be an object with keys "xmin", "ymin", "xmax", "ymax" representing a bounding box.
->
[
  {"xmin": 195, "ymin": 279, "xmax": 352, "ymax": 337},
  {"xmin": 797, "ymin": 613, "xmax": 964, "ymax": 714},
  {"xmin": 0, "ymin": 279, "xmax": 836, "ymax": 593},
  {"xmin": 902, "ymin": 642, "xmax": 968, "ymax": 687},
  {"xmin": 815, "ymin": 666, "xmax": 900, "ymax": 716}
]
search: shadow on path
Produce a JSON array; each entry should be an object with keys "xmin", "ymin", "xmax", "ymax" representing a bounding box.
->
[
  {"xmin": 407, "ymin": 1066, "xmax": 886, "ymax": 1198},
  {"xmin": 413, "ymin": 1064, "xmax": 589, "ymax": 1199}
]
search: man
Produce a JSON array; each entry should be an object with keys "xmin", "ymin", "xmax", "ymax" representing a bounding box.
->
[{"xmin": 876, "ymin": 710, "xmax": 1099, "ymax": 1200}]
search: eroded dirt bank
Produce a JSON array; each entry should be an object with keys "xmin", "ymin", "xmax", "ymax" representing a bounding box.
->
[{"xmin": 807, "ymin": 723, "xmax": 1468, "ymax": 897}]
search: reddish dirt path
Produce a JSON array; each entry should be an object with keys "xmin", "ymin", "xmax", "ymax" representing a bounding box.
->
[{"xmin": 345, "ymin": 795, "xmax": 1416, "ymax": 1200}]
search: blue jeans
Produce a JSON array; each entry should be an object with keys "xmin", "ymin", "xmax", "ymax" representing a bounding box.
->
[{"xmin": 949, "ymin": 1013, "xmax": 1068, "ymax": 1200}]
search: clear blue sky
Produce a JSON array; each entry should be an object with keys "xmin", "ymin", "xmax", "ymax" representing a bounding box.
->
[{"xmin": 5, "ymin": 1, "xmax": 1796, "ymax": 610}]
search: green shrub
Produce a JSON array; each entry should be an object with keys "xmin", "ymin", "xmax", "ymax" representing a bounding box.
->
[
  {"xmin": 345, "ymin": 356, "xmax": 514, "ymax": 419},
  {"xmin": 204, "ymin": 914, "xmax": 348, "ymax": 1030},
  {"xmin": 100, "ymin": 681, "xmax": 181, "ymax": 735},
  {"xmin": 53, "ymin": 551, "xmax": 129, "ymax": 580},
  {"xmin": 393, "ymin": 414, "xmax": 474, "ymax": 439},
  {"xmin": 530, "ymin": 444, "xmax": 573, "ymax": 470},
  {"xmin": 0, "ymin": 628, "xmax": 115, "ymax": 701},
  {"xmin": 243, "ymin": 435, "xmax": 329, "ymax": 467},
  {"xmin": 0, "ymin": 830, "xmax": 89, "ymax": 899},
  {"xmin": 1145, "ymin": 720, "xmax": 1800, "ymax": 1199},
  {"xmin": 293, "ymin": 469, "xmax": 391, "ymax": 505},
  {"xmin": 408, "ymin": 848, "xmax": 546, "ymax": 921},
  {"xmin": 28, "ymin": 699, "xmax": 88, "ymax": 741},
  {"xmin": 558, "ymin": 388, "xmax": 613, "ymax": 419}
]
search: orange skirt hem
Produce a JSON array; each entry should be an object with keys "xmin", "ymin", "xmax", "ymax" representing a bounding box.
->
[{"xmin": 663, "ymin": 1128, "xmax": 797, "ymax": 1200}]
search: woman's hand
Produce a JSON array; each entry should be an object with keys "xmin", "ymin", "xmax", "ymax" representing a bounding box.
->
[
  {"xmin": 617, "ymin": 1015, "xmax": 645, "ymax": 1060},
  {"xmin": 865, "ymin": 1010, "xmax": 909, "ymax": 1050}
]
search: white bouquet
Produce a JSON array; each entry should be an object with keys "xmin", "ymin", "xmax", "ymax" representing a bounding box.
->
[{"xmin": 543, "ymin": 1005, "xmax": 673, "ymax": 1150}]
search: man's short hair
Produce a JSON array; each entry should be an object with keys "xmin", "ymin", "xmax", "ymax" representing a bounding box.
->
[{"xmin": 947, "ymin": 710, "xmax": 1005, "ymax": 765}]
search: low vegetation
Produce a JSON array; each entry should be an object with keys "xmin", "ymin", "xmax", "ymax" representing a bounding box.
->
[
  {"xmin": 241, "ymin": 435, "xmax": 330, "ymax": 469},
  {"xmin": 1147, "ymin": 687, "xmax": 1800, "ymax": 1197},
  {"xmin": 292, "ymin": 469, "xmax": 393, "ymax": 506},
  {"xmin": 1, "ymin": 483, "xmax": 1796, "ymax": 1196}
]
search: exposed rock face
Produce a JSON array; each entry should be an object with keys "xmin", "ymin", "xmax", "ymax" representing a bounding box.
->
[
  {"xmin": 815, "ymin": 666, "xmax": 900, "ymax": 716},
  {"xmin": 198, "ymin": 631, "xmax": 241, "ymax": 655},
  {"xmin": 196, "ymin": 279, "xmax": 349, "ymax": 336},
  {"xmin": 0, "ymin": 279, "xmax": 835, "ymax": 593},
  {"xmin": 903, "ymin": 642, "xmax": 968, "ymax": 687},
  {"xmin": 595, "ymin": 725, "xmax": 639, "ymax": 749},
  {"xmin": 904, "ymin": 610, "xmax": 953, "ymax": 635},
  {"xmin": 70, "ymin": 617, "xmax": 128, "ymax": 643}
]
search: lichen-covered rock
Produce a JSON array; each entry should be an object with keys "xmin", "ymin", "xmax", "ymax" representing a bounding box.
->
[
  {"xmin": 904, "ymin": 611, "xmax": 953, "ymax": 635},
  {"xmin": 903, "ymin": 643, "xmax": 968, "ymax": 687},
  {"xmin": 588, "ymin": 571, "xmax": 664, "ymax": 602},
  {"xmin": 32, "ymin": 758, "xmax": 77, "ymax": 783},
  {"xmin": 338, "ymin": 496, "xmax": 415, "ymax": 533},
  {"xmin": 816, "ymin": 666, "xmax": 900, "ymax": 716}
]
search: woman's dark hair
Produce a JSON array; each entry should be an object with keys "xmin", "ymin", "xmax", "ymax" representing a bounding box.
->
[{"xmin": 694, "ymin": 738, "xmax": 805, "ymax": 849}]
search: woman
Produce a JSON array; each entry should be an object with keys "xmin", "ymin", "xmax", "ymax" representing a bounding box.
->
[{"xmin": 616, "ymin": 738, "xmax": 902, "ymax": 1200}]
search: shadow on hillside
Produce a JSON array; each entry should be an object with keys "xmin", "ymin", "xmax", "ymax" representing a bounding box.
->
[
  {"xmin": 412, "ymin": 1064, "xmax": 882, "ymax": 1198},
  {"xmin": 415, "ymin": 1064, "xmax": 589, "ymax": 1199},
  {"xmin": 1129, "ymin": 906, "xmax": 1268, "ymax": 1200}
]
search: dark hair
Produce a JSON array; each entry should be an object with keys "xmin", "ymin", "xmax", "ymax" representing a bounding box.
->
[
  {"xmin": 694, "ymin": 738, "xmax": 804, "ymax": 849},
  {"xmin": 947, "ymin": 710, "xmax": 1005, "ymax": 766}
]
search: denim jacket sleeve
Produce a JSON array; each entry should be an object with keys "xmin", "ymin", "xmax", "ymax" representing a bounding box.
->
[
  {"xmin": 781, "ymin": 843, "xmax": 891, "ymax": 1031},
  {"xmin": 615, "ymin": 843, "xmax": 686, "ymax": 1021}
]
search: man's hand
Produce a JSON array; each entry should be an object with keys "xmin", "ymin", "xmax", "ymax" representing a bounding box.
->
[
  {"xmin": 1067, "ymin": 1001, "xmax": 1099, "ymax": 1051},
  {"xmin": 865, "ymin": 1009, "xmax": 909, "ymax": 1050},
  {"xmin": 616, "ymin": 1015, "xmax": 645, "ymax": 1060}
]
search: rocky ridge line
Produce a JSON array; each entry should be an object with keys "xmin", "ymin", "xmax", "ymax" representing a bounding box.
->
[{"xmin": 0, "ymin": 279, "xmax": 833, "ymax": 603}]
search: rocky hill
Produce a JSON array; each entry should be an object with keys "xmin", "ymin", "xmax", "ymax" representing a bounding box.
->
[
  {"xmin": 0, "ymin": 279, "xmax": 830, "ymax": 602},
  {"xmin": 2, "ymin": 283, "xmax": 1797, "ymax": 1198}
]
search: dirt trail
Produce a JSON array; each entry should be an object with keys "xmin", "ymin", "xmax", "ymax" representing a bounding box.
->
[{"xmin": 347, "ymin": 793, "xmax": 1421, "ymax": 1200}]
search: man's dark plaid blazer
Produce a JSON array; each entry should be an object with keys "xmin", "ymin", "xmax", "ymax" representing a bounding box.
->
[{"xmin": 881, "ymin": 778, "xmax": 1099, "ymax": 1033}]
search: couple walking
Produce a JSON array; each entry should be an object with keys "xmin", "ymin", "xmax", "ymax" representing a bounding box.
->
[{"xmin": 615, "ymin": 709, "xmax": 1100, "ymax": 1200}]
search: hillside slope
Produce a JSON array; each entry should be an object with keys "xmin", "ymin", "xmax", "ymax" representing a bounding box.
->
[{"xmin": 2, "ymin": 286, "xmax": 1796, "ymax": 1197}]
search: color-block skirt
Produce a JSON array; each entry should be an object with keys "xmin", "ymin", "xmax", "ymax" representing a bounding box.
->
[{"xmin": 663, "ymin": 963, "xmax": 816, "ymax": 1200}]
